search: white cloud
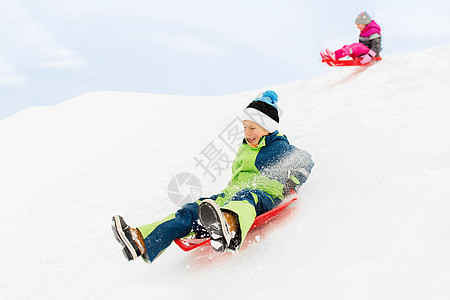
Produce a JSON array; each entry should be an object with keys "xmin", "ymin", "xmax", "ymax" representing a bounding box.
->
[
  {"xmin": 0, "ymin": 75, "xmax": 27, "ymax": 87},
  {"xmin": 0, "ymin": 58, "xmax": 26, "ymax": 88},
  {"xmin": 40, "ymin": 58, "xmax": 88, "ymax": 69},
  {"xmin": 145, "ymin": 32, "xmax": 227, "ymax": 56},
  {"xmin": 4, "ymin": 2, "xmax": 88, "ymax": 71},
  {"xmin": 21, "ymin": 0, "xmax": 307, "ymax": 61}
]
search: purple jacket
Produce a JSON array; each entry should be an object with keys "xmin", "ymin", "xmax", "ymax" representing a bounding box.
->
[{"xmin": 359, "ymin": 20, "xmax": 382, "ymax": 56}]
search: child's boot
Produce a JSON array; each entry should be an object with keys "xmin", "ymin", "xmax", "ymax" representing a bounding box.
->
[
  {"xmin": 222, "ymin": 210, "xmax": 241, "ymax": 251},
  {"xmin": 325, "ymin": 49, "xmax": 336, "ymax": 60},
  {"xmin": 198, "ymin": 199, "xmax": 235, "ymax": 252},
  {"xmin": 112, "ymin": 215, "xmax": 149, "ymax": 262}
]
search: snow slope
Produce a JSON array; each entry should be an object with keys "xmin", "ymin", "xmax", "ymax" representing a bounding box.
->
[{"xmin": 1, "ymin": 46, "xmax": 450, "ymax": 299}]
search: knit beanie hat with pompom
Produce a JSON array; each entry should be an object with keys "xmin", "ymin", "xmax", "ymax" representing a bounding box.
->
[{"xmin": 241, "ymin": 90, "xmax": 279, "ymax": 133}]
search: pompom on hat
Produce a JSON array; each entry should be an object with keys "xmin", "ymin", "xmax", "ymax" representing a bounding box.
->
[
  {"xmin": 240, "ymin": 90, "xmax": 279, "ymax": 133},
  {"xmin": 355, "ymin": 11, "xmax": 372, "ymax": 25}
]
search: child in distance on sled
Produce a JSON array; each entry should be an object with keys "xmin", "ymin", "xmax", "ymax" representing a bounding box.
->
[
  {"xmin": 112, "ymin": 90, "xmax": 314, "ymax": 263},
  {"xmin": 321, "ymin": 11, "xmax": 382, "ymax": 64}
]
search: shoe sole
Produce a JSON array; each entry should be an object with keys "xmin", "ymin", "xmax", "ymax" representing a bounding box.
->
[
  {"xmin": 198, "ymin": 199, "xmax": 231, "ymax": 252},
  {"xmin": 112, "ymin": 215, "xmax": 138, "ymax": 261}
]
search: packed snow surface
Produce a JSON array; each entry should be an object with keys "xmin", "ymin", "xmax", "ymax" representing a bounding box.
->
[{"xmin": 1, "ymin": 47, "xmax": 449, "ymax": 299}]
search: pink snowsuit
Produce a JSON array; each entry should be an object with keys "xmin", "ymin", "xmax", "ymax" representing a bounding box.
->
[
  {"xmin": 334, "ymin": 43, "xmax": 370, "ymax": 59},
  {"xmin": 334, "ymin": 20, "xmax": 382, "ymax": 59}
]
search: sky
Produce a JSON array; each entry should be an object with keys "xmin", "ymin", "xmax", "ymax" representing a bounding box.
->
[{"xmin": 1, "ymin": 0, "xmax": 449, "ymax": 120}]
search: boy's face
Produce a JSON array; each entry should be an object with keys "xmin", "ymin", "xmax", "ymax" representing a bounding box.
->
[
  {"xmin": 243, "ymin": 120, "xmax": 270, "ymax": 147},
  {"xmin": 356, "ymin": 23, "xmax": 366, "ymax": 31}
]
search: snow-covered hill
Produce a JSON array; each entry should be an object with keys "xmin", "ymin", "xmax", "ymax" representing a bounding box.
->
[{"xmin": 1, "ymin": 46, "xmax": 449, "ymax": 299}]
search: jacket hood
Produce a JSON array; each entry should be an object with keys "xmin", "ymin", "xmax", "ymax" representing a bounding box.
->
[{"xmin": 360, "ymin": 20, "xmax": 381, "ymax": 38}]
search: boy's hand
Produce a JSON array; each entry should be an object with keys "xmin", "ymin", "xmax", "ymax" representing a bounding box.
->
[{"xmin": 283, "ymin": 176, "xmax": 301, "ymax": 197}]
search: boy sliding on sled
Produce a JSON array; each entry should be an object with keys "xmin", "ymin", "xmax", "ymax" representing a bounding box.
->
[
  {"xmin": 112, "ymin": 90, "xmax": 314, "ymax": 263},
  {"xmin": 321, "ymin": 11, "xmax": 382, "ymax": 64}
]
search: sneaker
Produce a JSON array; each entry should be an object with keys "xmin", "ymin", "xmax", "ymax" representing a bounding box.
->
[
  {"xmin": 325, "ymin": 48, "xmax": 336, "ymax": 60},
  {"xmin": 320, "ymin": 51, "xmax": 328, "ymax": 59},
  {"xmin": 112, "ymin": 215, "xmax": 148, "ymax": 262},
  {"xmin": 198, "ymin": 199, "xmax": 231, "ymax": 252}
]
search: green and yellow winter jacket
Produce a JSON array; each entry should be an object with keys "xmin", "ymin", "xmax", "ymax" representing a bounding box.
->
[{"xmin": 215, "ymin": 130, "xmax": 314, "ymax": 204}]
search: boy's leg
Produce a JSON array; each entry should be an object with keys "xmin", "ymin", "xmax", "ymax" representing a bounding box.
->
[
  {"xmin": 199, "ymin": 189, "xmax": 278, "ymax": 251},
  {"xmin": 112, "ymin": 215, "xmax": 148, "ymax": 262},
  {"xmin": 223, "ymin": 189, "xmax": 277, "ymax": 248},
  {"xmin": 137, "ymin": 202, "xmax": 200, "ymax": 263},
  {"xmin": 129, "ymin": 193, "xmax": 233, "ymax": 261}
]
